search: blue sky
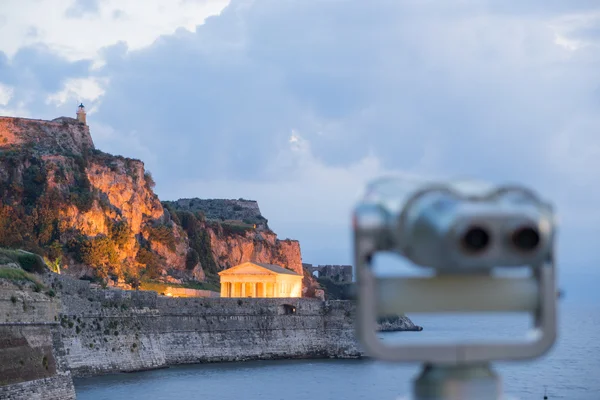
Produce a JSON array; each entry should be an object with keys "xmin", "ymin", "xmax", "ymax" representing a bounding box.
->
[{"xmin": 1, "ymin": 0, "xmax": 599, "ymax": 301}]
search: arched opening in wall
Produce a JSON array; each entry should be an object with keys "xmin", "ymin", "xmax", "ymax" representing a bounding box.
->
[{"xmin": 279, "ymin": 304, "xmax": 297, "ymax": 315}]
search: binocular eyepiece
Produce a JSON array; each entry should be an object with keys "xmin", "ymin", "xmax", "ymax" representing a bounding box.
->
[
  {"xmin": 354, "ymin": 181, "xmax": 555, "ymax": 271},
  {"xmin": 460, "ymin": 223, "xmax": 541, "ymax": 253},
  {"xmin": 460, "ymin": 225, "xmax": 490, "ymax": 253}
]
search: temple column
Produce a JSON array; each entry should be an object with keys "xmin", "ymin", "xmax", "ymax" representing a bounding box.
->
[{"xmin": 241, "ymin": 282, "xmax": 246, "ymax": 297}]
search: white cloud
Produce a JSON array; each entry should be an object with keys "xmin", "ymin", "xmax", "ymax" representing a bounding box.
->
[
  {"xmin": 548, "ymin": 10, "xmax": 600, "ymax": 49},
  {"xmin": 0, "ymin": 101, "xmax": 30, "ymax": 118},
  {"xmin": 0, "ymin": 0, "xmax": 230, "ymax": 61},
  {"xmin": 163, "ymin": 131, "xmax": 434, "ymax": 228},
  {"xmin": 0, "ymin": 83, "xmax": 13, "ymax": 106},
  {"xmin": 45, "ymin": 77, "xmax": 108, "ymax": 109}
]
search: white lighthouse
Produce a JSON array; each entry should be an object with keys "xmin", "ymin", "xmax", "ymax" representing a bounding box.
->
[{"xmin": 76, "ymin": 103, "xmax": 86, "ymax": 125}]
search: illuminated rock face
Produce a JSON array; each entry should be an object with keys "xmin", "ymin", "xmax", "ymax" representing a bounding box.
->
[
  {"xmin": 218, "ymin": 262, "xmax": 303, "ymax": 298},
  {"xmin": 0, "ymin": 114, "xmax": 319, "ymax": 295}
]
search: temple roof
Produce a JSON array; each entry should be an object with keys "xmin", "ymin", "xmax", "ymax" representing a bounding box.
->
[{"xmin": 218, "ymin": 261, "xmax": 301, "ymax": 276}]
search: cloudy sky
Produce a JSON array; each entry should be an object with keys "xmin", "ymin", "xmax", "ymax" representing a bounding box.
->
[{"xmin": 1, "ymin": 0, "xmax": 599, "ymax": 300}]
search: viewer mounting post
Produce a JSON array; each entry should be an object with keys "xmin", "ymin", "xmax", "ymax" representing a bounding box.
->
[{"xmin": 352, "ymin": 178, "xmax": 558, "ymax": 400}]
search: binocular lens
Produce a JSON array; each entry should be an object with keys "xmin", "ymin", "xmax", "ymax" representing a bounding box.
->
[
  {"xmin": 461, "ymin": 226, "xmax": 490, "ymax": 253},
  {"xmin": 511, "ymin": 226, "xmax": 540, "ymax": 251}
]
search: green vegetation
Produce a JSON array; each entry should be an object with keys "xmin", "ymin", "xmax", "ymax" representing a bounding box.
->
[
  {"xmin": 219, "ymin": 221, "xmax": 254, "ymax": 235},
  {"xmin": 146, "ymin": 224, "xmax": 177, "ymax": 252},
  {"xmin": 0, "ymin": 266, "xmax": 44, "ymax": 291},
  {"xmin": 175, "ymin": 211, "xmax": 218, "ymax": 278},
  {"xmin": 135, "ymin": 247, "xmax": 163, "ymax": 280},
  {"xmin": 123, "ymin": 268, "xmax": 141, "ymax": 289},
  {"xmin": 185, "ymin": 249, "xmax": 200, "ymax": 270},
  {"xmin": 162, "ymin": 202, "xmax": 181, "ymax": 225},
  {"xmin": 75, "ymin": 235, "xmax": 119, "ymax": 281},
  {"xmin": 43, "ymin": 256, "xmax": 61, "ymax": 274},
  {"xmin": 22, "ymin": 159, "xmax": 48, "ymax": 207},
  {"xmin": 108, "ymin": 220, "xmax": 130, "ymax": 249},
  {"xmin": 16, "ymin": 252, "xmax": 47, "ymax": 273},
  {"xmin": 0, "ymin": 248, "xmax": 47, "ymax": 273},
  {"xmin": 69, "ymin": 155, "xmax": 94, "ymax": 212},
  {"xmin": 144, "ymin": 171, "xmax": 156, "ymax": 190}
]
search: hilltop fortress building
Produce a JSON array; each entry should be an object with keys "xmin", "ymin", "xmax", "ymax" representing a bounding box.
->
[{"xmin": 0, "ymin": 103, "xmax": 94, "ymax": 155}]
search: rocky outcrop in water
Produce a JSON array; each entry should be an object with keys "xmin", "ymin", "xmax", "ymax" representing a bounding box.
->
[{"xmin": 377, "ymin": 316, "xmax": 423, "ymax": 332}]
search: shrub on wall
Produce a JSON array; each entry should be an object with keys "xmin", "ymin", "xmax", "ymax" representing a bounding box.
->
[
  {"xmin": 79, "ymin": 236, "xmax": 118, "ymax": 267},
  {"xmin": 16, "ymin": 252, "xmax": 47, "ymax": 273},
  {"xmin": 135, "ymin": 247, "xmax": 162, "ymax": 280},
  {"xmin": 108, "ymin": 220, "xmax": 130, "ymax": 249}
]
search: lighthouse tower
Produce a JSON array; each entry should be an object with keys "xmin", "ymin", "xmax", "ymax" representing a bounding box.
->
[{"xmin": 76, "ymin": 103, "xmax": 87, "ymax": 125}]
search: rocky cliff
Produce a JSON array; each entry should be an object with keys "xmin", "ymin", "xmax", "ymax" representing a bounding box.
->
[{"xmin": 0, "ymin": 116, "xmax": 317, "ymax": 294}]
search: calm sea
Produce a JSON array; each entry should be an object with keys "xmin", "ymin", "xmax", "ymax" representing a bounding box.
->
[{"xmin": 74, "ymin": 302, "xmax": 599, "ymax": 400}]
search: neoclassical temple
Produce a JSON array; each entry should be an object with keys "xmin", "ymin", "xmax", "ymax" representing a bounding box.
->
[{"xmin": 218, "ymin": 262, "xmax": 303, "ymax": 298}]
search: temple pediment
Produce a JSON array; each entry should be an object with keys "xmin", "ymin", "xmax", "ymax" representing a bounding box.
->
[{"xmin": 218, "ymin": 262, "xmax": 300, "ymax": 276}]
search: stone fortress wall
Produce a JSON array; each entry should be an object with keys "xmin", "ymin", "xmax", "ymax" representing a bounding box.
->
[
  {"xmin": 0, "ymin": 281, "xmax": 77, "ymax": 399},
  {"xmin": 163, "ymin": 198, "xmax": 270, "ymax": 229},
  {"xmin": 303, "ymin": 263, "xmax": 354, "ymax": 283},
  {"xmin": 49, "ymin": 273, "xmax": 365, "ymax": 377}
]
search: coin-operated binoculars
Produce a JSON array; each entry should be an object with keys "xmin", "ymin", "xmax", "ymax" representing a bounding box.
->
[{"xmin": 352, "ymin": 178, "xmax": 558, "ymax": 400}]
